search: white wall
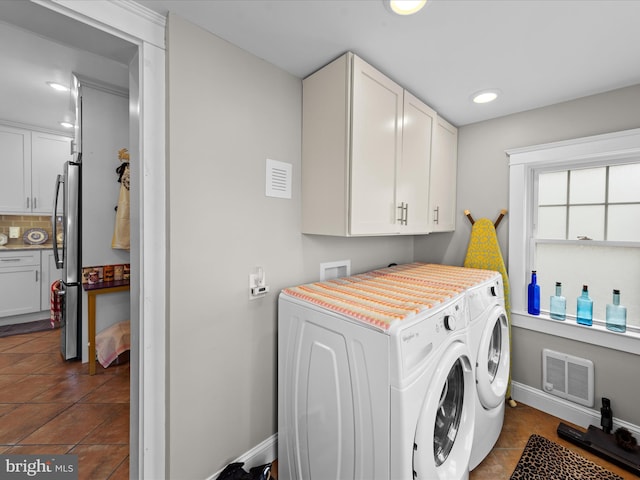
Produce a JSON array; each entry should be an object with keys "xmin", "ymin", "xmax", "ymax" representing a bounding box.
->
[
  {"xmin": 415, "ymin": 84, "xmax": 640, "ymax": 425},
  {"xmin": 81, "ymin": 84, "xmax": 130, "ymax": 361},
  {"xmin": 166, "ymin": 14, "xmax": 414, "ymax": 478}
]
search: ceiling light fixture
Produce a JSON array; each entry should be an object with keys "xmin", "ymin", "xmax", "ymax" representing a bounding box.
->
[
  {"xmin": 472, "ymin": 89, "xmax": 501, "ymax": 104},
  {"xmin": 47, "ymin": 82, "xmax": 70, "ymax": 92},
  {"xmin": 386, "ymin": 0, "xmax": 427, "ymax": 16}
]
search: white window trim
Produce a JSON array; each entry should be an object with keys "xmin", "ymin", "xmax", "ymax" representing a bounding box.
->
[{"xmin": 507, "ymin": 128, "xmax": 640, "ymax": 355}]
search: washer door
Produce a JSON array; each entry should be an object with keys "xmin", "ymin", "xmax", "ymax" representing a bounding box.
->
[
  {"xmin": 413, "ymin": 341, "xmax": 475, "ymax": 480},
  {"xmin": 476, "ymin": 305, "xmax": 510, "ymax": 410}
]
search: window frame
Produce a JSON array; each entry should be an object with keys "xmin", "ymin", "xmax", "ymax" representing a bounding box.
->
[{"xmin": 507, "ymin": 128, "xmax": 640, "ymax": 355}]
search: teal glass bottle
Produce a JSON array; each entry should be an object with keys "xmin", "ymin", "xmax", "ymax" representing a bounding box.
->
[
  {"xmin": 606, "ymin": 289, "xmax": 627, "ymax": 333},
  {"xmin": 576, "ymin": 285, "xmax": 593, "ymax": 326},
  {"xmin": 527, "ymin": 271, "xmax": 540, "ymax": 315},
  {"xmin": 550, "ymin": 282, "xmax": 566, "ymax": 320}
]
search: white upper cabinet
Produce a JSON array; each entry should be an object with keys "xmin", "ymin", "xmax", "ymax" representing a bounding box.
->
[
  {"xmin": 428, "ymin": 116, "xmax": 458, "ymax": 232},
  {"xmin": 31, "ymin": 131, "xmax": 72, "ymax": 214},
  {"xmin": 0, "ymin": 124, "xmax": 31, "ymax": 213},
  {"xmin": 302, "ymin": 52, "xmax": 439, "ymax": 236},
  {"xmin": 0, "ymin": 124, "xmax": 71, "ymax": 214}
]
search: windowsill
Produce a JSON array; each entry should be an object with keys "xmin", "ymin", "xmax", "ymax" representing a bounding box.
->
[{"xmin": 511, "ymin": 310, "xmax": 640, "ymax": 355}]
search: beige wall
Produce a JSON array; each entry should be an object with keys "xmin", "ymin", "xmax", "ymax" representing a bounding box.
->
[
  {"xmin": 415, "ymin": 84, "xmax": 640, "ymax": 425},
  {"xmin": 166, "ymin": 14, "xmax": 414, "ymax": 478}
]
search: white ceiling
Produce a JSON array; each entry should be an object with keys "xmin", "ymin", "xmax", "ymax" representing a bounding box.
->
[
  {"xmin": 137, "ymin": 0, "xmax": 640, "ymax": 126},
  {"xmin": 1, "ymin": 0, "xmax": 639, "ymax": 134}
]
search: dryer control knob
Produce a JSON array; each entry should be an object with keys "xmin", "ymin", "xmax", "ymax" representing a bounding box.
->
[{"xmin": 444, "ymin": 315, "xmax": 456, "ymax": 331}]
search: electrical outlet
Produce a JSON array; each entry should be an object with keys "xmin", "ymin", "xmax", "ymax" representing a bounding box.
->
[{"xmin": 9, "ymin": 227, "xmax": 20, "ymax": 239}]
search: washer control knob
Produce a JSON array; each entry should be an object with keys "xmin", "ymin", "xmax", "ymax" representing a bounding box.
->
[{"xmin": 444, "ymin": 314, "xmax": 456, "ymax": 331}]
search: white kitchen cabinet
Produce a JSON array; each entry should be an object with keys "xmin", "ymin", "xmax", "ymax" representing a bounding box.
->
[
  {"xmin": 302, "ymin": 52, "xmax": 435, "ymax": 236},
  {"xmin": 0, "ymin": 123, "xmax": 71, "ymax": 214},
  {"xmin": 31, "ymin": 132, "xmax": 72, "ymax": 214},
  {"xmin": 0, "ymin": 124, "xmax": 31, "ymax": 213},
  {"xmin": 428, "ymin": 116, "xmax": 458, "ymax": 232},
  {"xmin": 0, "ymin": 250, "xmax": 41, "ymax": 317}
]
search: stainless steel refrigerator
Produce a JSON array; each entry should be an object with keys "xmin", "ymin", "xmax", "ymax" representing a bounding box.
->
[{"xmin": 52, "ymin": 75, "xmax": 82, "ymax": 360}]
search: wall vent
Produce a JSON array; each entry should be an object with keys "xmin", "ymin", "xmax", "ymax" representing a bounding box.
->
[
  {"xmin": 266, "ymin": 158, "xmax": 292, "ymax": 199},
  {"xmin": 542, "ymin": 348, "xmax": 594, "ymax": 407}
]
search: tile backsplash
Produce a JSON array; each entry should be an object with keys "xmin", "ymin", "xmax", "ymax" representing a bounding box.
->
[{"xmin": 0, "ymin": 215, "xmax": 53, "ymax": 245}]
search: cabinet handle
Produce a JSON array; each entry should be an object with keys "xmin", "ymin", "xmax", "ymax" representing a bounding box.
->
[
  {"xmin": 1, "ymin": 258, "xmax": 21, "ymax": 262},
  {"xmin": 36, "ymin": 270, "xmax": 39, "ymax": 282},
  {"xmin": 33, "ymin": 197, "xmax": 37, "ymax": 209},
  {"xmin": 397, "ymin": 202, "xmax": 408, "ymax": 225},
  {"xmin": 26, "ymin": 197, "xmax": 30, "ymax": 209},
  {"xmin": 397, "ymin": 203, "xmax": 405, "ymax": 224},
  {"xmin": 434, "ymin": 206, "xmax": 440, "ymax": 224}
]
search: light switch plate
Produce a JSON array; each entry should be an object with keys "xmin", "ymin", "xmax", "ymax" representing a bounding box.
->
[{"xmin": 9, "ymin": 227, "xmax": 20, "ymax": 239}]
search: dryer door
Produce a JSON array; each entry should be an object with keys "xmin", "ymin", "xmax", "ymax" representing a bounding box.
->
[
  {"xmin": 476, "ymin": 305, "xmax": 510, "ymax": 409},
  {"xmin": 413, "ymin": 341, "xmax": 475, "ymax": 480}
]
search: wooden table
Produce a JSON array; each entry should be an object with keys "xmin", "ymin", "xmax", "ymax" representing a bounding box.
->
[{"xmin": 85, "ymin": 281, "xmax": 130, "ymax": 375}]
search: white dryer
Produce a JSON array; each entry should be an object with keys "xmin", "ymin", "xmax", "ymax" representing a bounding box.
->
[
  {"xmin": 465, "ymin": 273, "xmax": 511, "ymax": 471},
  {"xmin": 278, "ymin": 264, "xmax": 480, "ymax": 480}
]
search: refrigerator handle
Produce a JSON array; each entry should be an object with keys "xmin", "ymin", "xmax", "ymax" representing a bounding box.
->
[{"xmin": 52, "ymin": 174, "xmax": 64, "ymax": 269}]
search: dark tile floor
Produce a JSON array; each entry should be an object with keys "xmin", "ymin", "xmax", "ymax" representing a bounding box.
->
[{"xmin": 0, "ymin": 327, "xmax": 129, "ymax": 480}]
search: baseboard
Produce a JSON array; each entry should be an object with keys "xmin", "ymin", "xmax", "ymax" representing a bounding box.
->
[
  {"xmin": 511, "ymin": 381, "xmax": 640, "ymax": 438},
  {"xmin": 207, "ymin": 433, "xmax": 278, "ymax": 480}
]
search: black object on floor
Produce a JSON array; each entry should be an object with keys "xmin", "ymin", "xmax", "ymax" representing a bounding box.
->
[
  {"xmin": 216, "ymin": 462, "xmax": 272, "ymax": 480},
  {"xmin": 0, "ymin": 319, "xmax": 55, "ymax": 338},
  {"xmin": 557, "ymin": 422, "xmax": 640, "ymax": 477}
]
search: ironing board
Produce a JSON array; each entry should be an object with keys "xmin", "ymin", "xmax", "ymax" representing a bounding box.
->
[{"xmin": 463, "ymin": 214, "xmax": 515, "ymax": 403}]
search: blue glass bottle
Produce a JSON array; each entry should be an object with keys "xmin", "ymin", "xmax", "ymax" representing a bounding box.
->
[
  {"xmin": 528, "ymin": 270, "xmax": 540, "ymax": 315},
  {"xmin": 550, "ymin": 282, "xmax": 566, "ymax": 320},
  {"xmin": 606, "ymin": 289, "xmax": 627, "ymax": 333},
  {"xmin": 576, "ymin": 285, "xmax": 593, "ymax": 326}
]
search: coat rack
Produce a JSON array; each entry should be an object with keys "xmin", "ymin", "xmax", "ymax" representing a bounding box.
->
[{"xmin": 465, "ymin": 209, "xmax": 507, "ymax": 229}]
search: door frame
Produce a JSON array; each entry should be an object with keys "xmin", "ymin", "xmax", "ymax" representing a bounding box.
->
[{"xmin": 34, "ymin": 1, "xmax": 167, "ymax": 478}]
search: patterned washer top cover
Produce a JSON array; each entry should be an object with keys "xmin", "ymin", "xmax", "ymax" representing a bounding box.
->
[{"xmin": 282, "ymin": 263, "xmax": 498, "ymax": 331}]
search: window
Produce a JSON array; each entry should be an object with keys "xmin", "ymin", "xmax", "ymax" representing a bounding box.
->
[
  {"xmin": 534, "ymin": 163, "xmax": 640, "ymax": 325},
  {"xmin": 507, "ymin": 129, "xmax": 640, "ymax": 353}
]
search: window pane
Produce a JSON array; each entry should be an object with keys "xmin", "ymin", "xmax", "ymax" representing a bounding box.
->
[
  {"xmin": 608, "ymin": 205, "xmax": 640, "ymax": 242},
  {"xmin": 536, "ymin": 242, "xmax": 640, "ymax": 327},
  {"xmin": 537, "ymin": 206, "xmax": 566, "ymax": 239},
  {"xmin": 538, "ymin": 171, "xmax": 567, "ymax": 205},
  {"xmin": 568, "ymin": 206, "xmax": 604, "ymax": 240},
  {"xmin": 569, "ymin": 167, "xmax": 606, "ymax": 204},
  {"xmin": 609, "ymin": 163, "xmax": 640, "ymax": 203}
]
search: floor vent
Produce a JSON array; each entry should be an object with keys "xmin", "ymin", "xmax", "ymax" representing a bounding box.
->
[{"xmin": 542, "ymin": 348, "xmax": 594, "ymax": 407}]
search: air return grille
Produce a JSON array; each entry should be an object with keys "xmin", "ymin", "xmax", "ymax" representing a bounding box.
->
[{"xmin": 542, "ymin": 349, "xmax": 594, "ymax": 407}]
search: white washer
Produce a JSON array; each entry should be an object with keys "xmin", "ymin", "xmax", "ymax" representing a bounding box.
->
[
  {"xmin": 278, "ymin": 291, "xmax": 475, "ymax": 480},
  {"xmin": 465, "ymin": 273, "xmax": 511, "ymax": 471}
]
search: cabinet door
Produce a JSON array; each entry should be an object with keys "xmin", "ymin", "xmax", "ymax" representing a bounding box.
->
[
  {"xmin": 429, "ymin": 117, "xmax": 458, "ymax": 232},
  {"xmin": 0, "ymin": 252, "xmax": 41, "ymax": 317},
  {"xmin": 350, "ymin": 56, "xmax": 403, "ymax": 235},
  {"xmin": 32, "ymin": 132, "xmax": 72, "ymax": 214},
  {"xmin": 397, "ymin": 92, "xmax": 435, "ymax": 234},
  {"xmin": 0, "ymin": 125, "xmax": 31, "ymax": 213}
]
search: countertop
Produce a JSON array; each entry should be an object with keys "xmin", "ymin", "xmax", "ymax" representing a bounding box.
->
[{"xmin": 0, "ymin": 243, "xmax": 54, "ymax": 251}]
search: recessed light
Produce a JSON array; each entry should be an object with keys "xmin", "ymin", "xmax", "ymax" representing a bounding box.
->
[
  {"xmin": 60, "ymin": 122, "xmax": 74, "ymax": 129},
  {"xmin": 47, "ymin": 82, "xmax": 70, "ymax": 92},
  {"xmin": 386, "ymin": 0, "xmax": 427, "ymax": 16},
  {"xmin": 472, "ymin": 89, "xmax": 501, "ymax": 104}
]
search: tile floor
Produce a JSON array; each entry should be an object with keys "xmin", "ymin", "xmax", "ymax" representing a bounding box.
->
[{"xmin": 0, "ymin": 327, "xmax": 129, "ymax": 480}]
